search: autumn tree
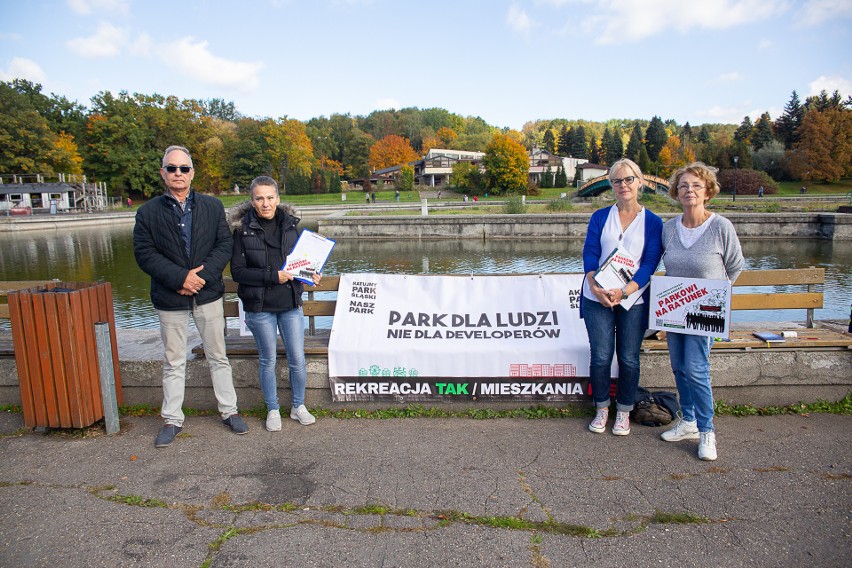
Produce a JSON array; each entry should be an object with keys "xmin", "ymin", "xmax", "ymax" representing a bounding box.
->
[
  {"xmin": 262, "ymin": 117, "xmax": 314, "ymax": 186},
  {"xmin": 483, "ymin": 133, "xmax": 528, "ymax": 194},
  {"xmin": 436, "ymin": 126, "xmax": 458, "ymax": 148},
  {"xmin": 368, "ymin": 134, "xmax": 419, "ymax": 171},
  {"xmin": 789, "ymin": 108, "xmax": 852, "ymax": 182}
]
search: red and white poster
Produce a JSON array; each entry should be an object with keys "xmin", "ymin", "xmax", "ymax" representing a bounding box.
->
[
  {"xmin": 649, "ymin": 275, "xmax": 732, "ymax": 339},
  {"xmin": 327, "ymin": 273, "xmax": 603, "ymax": 402}
]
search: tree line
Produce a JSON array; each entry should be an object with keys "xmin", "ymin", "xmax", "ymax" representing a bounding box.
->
[{"xmin": 1, "ymin": 79, "xmax": 849, "ymax": 199}]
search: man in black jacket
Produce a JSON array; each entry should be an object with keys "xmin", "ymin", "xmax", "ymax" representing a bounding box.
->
[{"xmin": 134, "ymin": 145, "xmax": 248, "ymax": 447}]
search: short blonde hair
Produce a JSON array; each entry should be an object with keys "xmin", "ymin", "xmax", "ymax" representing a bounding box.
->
[
  {"xmin": 668, "ymin": 162, "xmax": 720, "ymax": 201},
  {"xmin": 608, "ymin": 158, "xmax": 643, "ymax": 184}
]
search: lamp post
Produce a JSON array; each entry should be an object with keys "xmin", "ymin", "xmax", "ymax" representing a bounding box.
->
[{"xmin": 733, "ymin": 155, "xmax": 739, "ymax": 201}]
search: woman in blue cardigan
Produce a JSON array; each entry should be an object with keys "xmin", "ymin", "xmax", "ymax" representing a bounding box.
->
[{"xmin": 581, "ymin": 158, "xmax": 663, "ymax": 436}]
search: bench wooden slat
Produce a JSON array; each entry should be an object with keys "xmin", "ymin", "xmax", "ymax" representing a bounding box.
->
[
  {"xmin": 0, "ymin": 305, "xmax": 8, "ymax": 319},
  {"xmin": 733, "ymin": 268, "xmax": 824, "ymax": 286},
  {"xmin": 223, "ymin": 299, "xmax": 337, "ymax": 318},
  {"xmin": 224, "ymin": 275, "xmax": 340, "ymax": 293},
  {"xmin": 731, "ymin": 292, "xmax": 824, "ymax": 310},
  {"xmin": 0, "ymin": 281, "xmax": 58, "ymax": 294},
  {"xmin": 642, "ymin": 329, "xmax": 852, "ymax": 350}
]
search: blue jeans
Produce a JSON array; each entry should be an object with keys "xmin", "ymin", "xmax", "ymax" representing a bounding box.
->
[
  {"xmin": 666, "ymin": 333, "xmax": 714, "ymax": 432},
  {"xmin": 244, "ymin": 308, "xmax": 307, "ymax": 410},
  {"xmin": 582, "ymin": 299, "xmax": 645, "ymax": 412}
]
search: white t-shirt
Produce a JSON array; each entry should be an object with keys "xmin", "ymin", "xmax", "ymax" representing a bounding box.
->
[
  {"xmin": 583, "ymin": 205, "xmax": 647, "ymax": 304},
  {"xmin": 676, "ymin": 213, "xmax": 716, "ymax": 249}
]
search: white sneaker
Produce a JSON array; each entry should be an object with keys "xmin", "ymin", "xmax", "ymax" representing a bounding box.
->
[
  {"xmin": 588, "ymin": 408, "xmax": 608, "ymax": 433},
  {"xmin": 661, "ymin": 417, "xmax": 700, "ymax": 442},
  {"xmin": 698, "ymin": 431, "xmax": 717, "ymax": 461},
  {"xmin": 612, "ymin": 411, "xmax": 630, "ymax": 436},
  {"xmin": 265, "ymin": 409, "xmax": 282, "ymax": 432},
  {"xmin": 290, "ymin": 404, "xmax": 316, "ymax": 425}
]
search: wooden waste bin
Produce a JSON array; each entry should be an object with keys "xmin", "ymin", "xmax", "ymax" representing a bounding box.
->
[{"xmin": 8, "ymin": 281, "xmax": 123, "ymax": 428}]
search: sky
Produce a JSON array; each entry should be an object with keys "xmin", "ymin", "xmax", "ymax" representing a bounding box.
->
[{"xmin": 1, "ymin": 0, "xmax": 851, "ymax": 130}]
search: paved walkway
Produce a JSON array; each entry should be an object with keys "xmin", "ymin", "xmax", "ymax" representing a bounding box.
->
[{"xmin": 0, "ymin": 412, "xmax": 849, "ymax": 567}]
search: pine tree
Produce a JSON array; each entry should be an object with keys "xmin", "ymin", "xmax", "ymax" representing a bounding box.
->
[
  {"xmin": 600, "ymin": 127, "xmax": 614, "ymax": 165},
  {"xmin": 645, "ymin": 116, "xmax": 668, "ymax": 162},
  {"xmin": 541, "ymin": 165, "xmax": 552, "ymax": 188},
  {"xmin": 554, "ymin": 164, "xmax": 567, "ymax": 188},
  {"xmin": 681, "ymin": 122, "xmax": 693, "ymax": 143},
  {"xmin": 638, "ymin": 146, "xmax": 652, "ymax": 175},
  {"xmin": 775, "ymin": 91, "xmax": 804, "ymax": 149},
  {"xmin": 752, "ymin": 113, "xmax": 774, "ymax": 151},
  {"xmin": 558, "ymin": 126, "xmax": 571, "ymax": 156},
  {"xmin": 573, "ymin": 126, "xmax": 588, "ymax": 158},
  {"xmin": 609, "ymin": 127, "xmax": 624, "ymax": 164},
  {"xmin": 543, "ymin": 129, "xmax": 556, "ymax": 153},
  {"xmin": 590, "ymin": 138, "xmax": 601, "ymax": 164},
  {"xmin": 626, "ymin": 123, "xmax": 643, "ymax": 162},
  {"xmin": 734, "ymin": 116, "xmax": 753, "ymax": 143},
  {"xmin": 697, "ymin": 125, "xmax": 712, "ymax": 144}
]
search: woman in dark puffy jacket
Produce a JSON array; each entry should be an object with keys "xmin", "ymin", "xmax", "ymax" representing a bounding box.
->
[{"xmin": 229, "ymin": 176, "xmax": 321, "ymax": 431}]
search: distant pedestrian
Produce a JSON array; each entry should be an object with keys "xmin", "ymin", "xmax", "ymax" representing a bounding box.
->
[
  {"xmin": 758, "ymin": 186, "xmax": 764, "ymax": 198},
  {"xmin": 127, "ymin": 197, "xmax": 133, "ymax": 208},
  {"xmin": 371, "ymin": 192, "xmax": 376, "ymax": 203},
  {"xmin": 366, "ymin": 192, "xmax": 370, "ymax": 204},
  {"xmin": 395, "ymin": 190, "xmax": 400, "ymax": 202},
  {"xmin": 800, "ymin": 186, "xmax": 806, "ymax": 194}
]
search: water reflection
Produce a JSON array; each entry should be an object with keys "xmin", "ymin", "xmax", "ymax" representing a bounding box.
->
[{"xmin": 0, "ymin": 224, "xmax": 849, "ymax": 329}]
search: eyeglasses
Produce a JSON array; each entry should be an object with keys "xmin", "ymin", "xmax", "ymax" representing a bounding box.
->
[
  {"xmin": 165, "ymin": 165, "xmax": 192, "ymax": 174},
  {"xmin": 611, "ymin": 176, "xmax": 636, "ymax": 186},
  {"xmin": 677, "ymin": 183, "xmax": 705, "ymax": 192}
]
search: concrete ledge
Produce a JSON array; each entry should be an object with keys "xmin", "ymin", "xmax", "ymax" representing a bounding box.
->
[
  {"xmin": 1, "ymin": 329, "xmax": 849, "ymax": 410},
  {"xmin": 319, "ymin": 212, "xmax": 852, "ymax": 240}
]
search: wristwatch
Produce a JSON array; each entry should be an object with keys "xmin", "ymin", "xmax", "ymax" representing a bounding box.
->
[{"xmin": 621, "ymin": 285, "xmax": 629, "ymax": 298}]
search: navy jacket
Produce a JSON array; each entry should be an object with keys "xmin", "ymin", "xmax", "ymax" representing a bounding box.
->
[{"xmin": 133, "ymin": 191, "xmax": 232, "ymax": 310}]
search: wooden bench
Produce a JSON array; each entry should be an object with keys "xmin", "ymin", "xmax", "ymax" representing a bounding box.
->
[{"xmin": 209, "ymin": 268, "xmax": 851, "ymax": 357}]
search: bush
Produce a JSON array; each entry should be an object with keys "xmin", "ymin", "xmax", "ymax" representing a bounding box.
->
[
  {"xmin": 717, "ymin": 168, "xmax": 778, "ymax": 196},
  {"xmin": 503, "ymin": 195, "xmax": 528, "ymax": 214}
]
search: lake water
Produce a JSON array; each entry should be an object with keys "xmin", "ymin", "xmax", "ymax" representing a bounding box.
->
[{"xmin": 1, "ymin": 223, "xmax": 849, "ymax": 330}]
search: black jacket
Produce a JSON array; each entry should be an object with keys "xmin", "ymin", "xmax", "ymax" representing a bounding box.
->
[
  {"xmin": 133, "ymin": 191, "xmax": 232, "ymax": 310},
  {"xmin": 228, "ymin": 201, "xmax": 304, "ymax": 313}
]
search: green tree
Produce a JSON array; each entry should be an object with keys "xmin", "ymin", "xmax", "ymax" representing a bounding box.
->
[
  {"xmin": 224, "ymin": 118, "xmax": 270, "ymax": 191},
  {"xmin": 540, "ymin": 164, "xmax": 552, "ymax": 188},
  {"xmin": 398, "ymin": 164, "xmax": 415, "ymax": 191},
  {"xmin": 589, "ymin": 137, "xmax": 601, "ymax": 164},
  {"xmin": 557, "ymin": 126, "xmax": 571, "ymax": 157},
  {"xmin": 734, "ymin": 116, "xmax": 753, "ymax": 143},
  {"xmin": 752, "ymin": 113, "xmax": 774, "ymax": 151},
  {"xmin": 0, "ymin": 81, "xmax": 68, "ymax": 175},
  {"xmin": 483, "ymin": 133, "xmax": 528, "ymax": 194},
  {"xmin": 626, "ymin": 123, "xmax": 643, "ymax": 162},
  {"xmin": 776, "ymin": 91, "xmax": 804, "ymax": 149},
  {"xmin": 554, "ymin": 164, "xmax": 567, "ymax": 188},
  {"xmin": 450, "ymin": 161, "xmax": 481, "ymax": 191},
  {"xmin": 644, "ymin": 116, "xmax": 667, "ymax": 162},
  {"xmin": 752, "ymin": 139, "xmax": 785, "ymax": 180},
  {"xmin": 543, "ymin": 129, "xmax": 556, "ymax": 153},
  {"xmin": 637, "ymin": 145, "xmax": 652, "ymax": 175},
  {"xmin": 572, "ymin": 126, "xmax": 588, "ymax": 158}
]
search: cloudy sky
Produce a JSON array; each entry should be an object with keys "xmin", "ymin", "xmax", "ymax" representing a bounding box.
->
[{"xmin": 2, "ymin": 0, "xmax": 851, "ymax": 129}]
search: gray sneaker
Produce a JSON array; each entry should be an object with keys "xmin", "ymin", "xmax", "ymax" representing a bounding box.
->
[
  {"xmin": 223, "ymin": 414, "xmax": 249, "ymax": 435},
  {"xmin": 154, "ymin": 424, "xmax": 182, "ymax": 448}
]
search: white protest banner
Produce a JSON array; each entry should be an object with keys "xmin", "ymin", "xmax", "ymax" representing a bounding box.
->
[
  {"xmin": 649, "ymin": 275, "xmax": 732, "ymax": 339},
  {"xmin": 328, "ymin": 273, "xmax": 609, "ymax": 402}
]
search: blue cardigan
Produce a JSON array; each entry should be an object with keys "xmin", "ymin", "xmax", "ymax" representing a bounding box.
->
[{"xmin": 579, "ymin": 206, "xmax": 663, "ymax": 320}]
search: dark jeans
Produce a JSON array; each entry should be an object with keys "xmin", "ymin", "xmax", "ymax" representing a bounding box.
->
[{"xmin": 582, "ymin": 299, "xmax": 646, "ymax": 411}]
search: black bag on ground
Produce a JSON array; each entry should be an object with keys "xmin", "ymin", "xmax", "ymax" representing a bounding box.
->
[{"xmin": 631, "ymin": 387, "xmax": 680, "ymax": 426}]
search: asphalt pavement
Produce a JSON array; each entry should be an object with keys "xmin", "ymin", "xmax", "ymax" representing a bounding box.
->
[{"xmin": 0, "ymin": 411, "xmax": 849, "ymax": 567}]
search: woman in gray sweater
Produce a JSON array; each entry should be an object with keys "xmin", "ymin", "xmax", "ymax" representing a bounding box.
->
[{"xmin": 660, "ymin": 162, "xmax": 744, "ymax": 461}]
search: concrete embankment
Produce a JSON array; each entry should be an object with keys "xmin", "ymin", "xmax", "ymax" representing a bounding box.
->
[
  {"xmin": 0, "ymin": 326, "xmax": 849, "ymax": 411},
  {"xmin": 319, "ymin": 212, "xmax": 852, "ymax": 240}
]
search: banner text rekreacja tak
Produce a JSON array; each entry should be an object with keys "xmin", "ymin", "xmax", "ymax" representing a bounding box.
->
[{"xmin": 328, "ymin": 273, "xmax": 623, "ymax": 402}]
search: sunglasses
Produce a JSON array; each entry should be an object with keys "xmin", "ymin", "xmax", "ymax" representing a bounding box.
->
[{"xmin": 165, "ymin": 165, "xmax": 192, "ymax": 173}]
